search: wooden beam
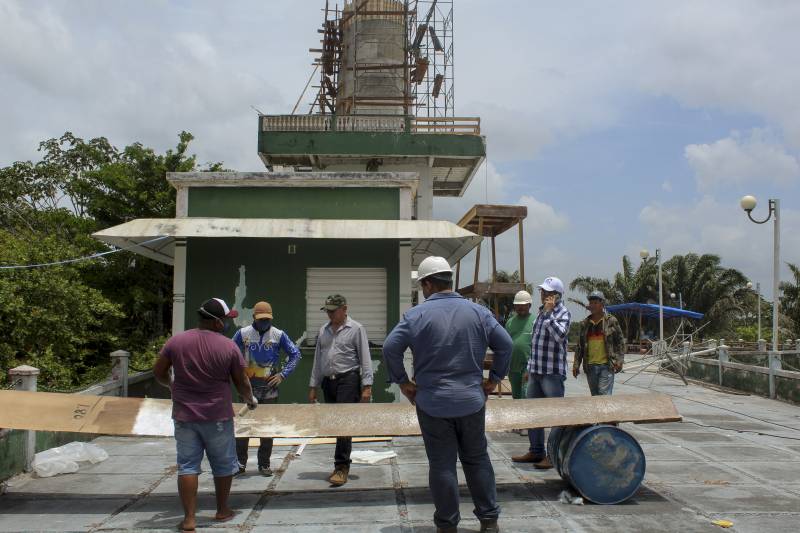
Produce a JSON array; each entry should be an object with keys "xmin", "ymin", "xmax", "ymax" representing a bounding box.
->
[
  {"xmin": 473, "ymin": 216, "xmax": 484, "ymax": 291},
  {"xmin": 518, "ymin": 217, "xmax": 525, "ymax": 283},
  {"xmin": 0, "ymin": 390, "xmax": 681, "ymax": 438}
]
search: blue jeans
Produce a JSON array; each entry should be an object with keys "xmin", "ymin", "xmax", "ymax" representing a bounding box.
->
[
  {"xmin": 526, "ymin": 374, "xmax": 565, "ymax": 455},
  {"xmin": 586, "ymin": 364, "xmax": 614, "ymax": 396},
  {"xmin": 417, "ymin": 405, "xmax": 500, "ymax": 529},
  {"xmin": 174, "ymin": 418, "xmax": 239, "ymax": 477}
]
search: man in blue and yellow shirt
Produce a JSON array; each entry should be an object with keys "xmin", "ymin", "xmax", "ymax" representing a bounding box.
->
[
  {"xmin": 232, "ymin": 301, "xmax": 301, "ymax": 476},
  {"xmin": 572, "ymin": 291, "xmax": 625, "ymax": 396}
]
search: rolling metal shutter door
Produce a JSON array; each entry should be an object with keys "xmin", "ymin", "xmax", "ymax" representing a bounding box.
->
[{"xmin": 306, "ymin": 268, "xmax": 387, "ymax": 344}]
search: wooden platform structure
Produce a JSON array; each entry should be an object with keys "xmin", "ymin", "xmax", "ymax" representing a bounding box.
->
[{"xmin": 454, "ymin": 204, "xmax": 528, "ymax": 312}]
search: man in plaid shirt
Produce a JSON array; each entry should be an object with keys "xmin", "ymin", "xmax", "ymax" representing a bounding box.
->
[{"xmin": 512, "ymin": 276, "xmax": 571, "ymax": 469}]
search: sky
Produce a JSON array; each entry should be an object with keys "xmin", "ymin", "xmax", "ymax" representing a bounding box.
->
[{"xmin": 1, "ymin": 0, "xmax": 798, "ymax": 317}]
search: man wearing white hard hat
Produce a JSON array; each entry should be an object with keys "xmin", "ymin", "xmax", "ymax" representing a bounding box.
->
[
  {"xmin": 512, "ymin": 276, "xmax": 572, "ymax": 469},
  {"xmin": 505, "ymin": 290, "xmax": 535, "ymax": 400},
  {"xmin": 383, "ymin": 256, "xmax": 512, "ymax": 533}
]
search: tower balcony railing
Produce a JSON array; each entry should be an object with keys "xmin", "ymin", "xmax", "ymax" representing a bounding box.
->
[{"xmin": 261, "ymin": 114, "xmax": 480, "ymax": 135}]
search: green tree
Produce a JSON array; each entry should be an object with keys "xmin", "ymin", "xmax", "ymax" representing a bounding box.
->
[
  {"xmin": 661, "ymin": 253, "xmax": 749, "ymax": 336},
  {"xmin": 780, "ymin": 262, "xmax": 800, "ymax": 338},
  {"xmin": 0, "ymin": 230, "xmax": 123, "ymax": 389},
  {"xmin": 0, "ymin": 131, "xmax": 223, "ymax": 388},
  {"xmin": 570, "ymin": 253, "xmax": 749, "ymax": 341}
]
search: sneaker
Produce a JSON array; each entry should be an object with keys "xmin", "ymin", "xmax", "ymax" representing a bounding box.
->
[
  {"xmin": 533, "ymin": 456, "xmax": 553, "ymax": 469},
  {"xmin": 511, "ymin": 452, "xmax": 544, "ymax": 463},
  {"xmin": 235, "ymin": 466, "xmax": 246, "ymax": 476},
  {"xmin": 328, "ymin": 465, "xmax": 350, "ymax": 486},
  {"xmin": 480, "ymin": 519, "xmax": 500, "ymax": 533},
  {"xmin": 258, "ymin": 466, "xmax": 273, "ymax": 477}
]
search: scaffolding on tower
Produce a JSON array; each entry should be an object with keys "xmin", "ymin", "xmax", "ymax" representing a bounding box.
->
[{"xmin": 305, "ymin": 0, "xmax": 455, "ymax": 120}]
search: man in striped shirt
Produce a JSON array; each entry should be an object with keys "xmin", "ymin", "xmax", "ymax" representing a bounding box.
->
[{"xmin": 512, "ymin": 276, "xmax": 571, "ymax": 469}]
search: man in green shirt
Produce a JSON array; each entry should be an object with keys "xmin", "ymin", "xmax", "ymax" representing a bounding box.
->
[{"xmin": 505, "ymin": 290, "xmax": 535, "ymax": 399}]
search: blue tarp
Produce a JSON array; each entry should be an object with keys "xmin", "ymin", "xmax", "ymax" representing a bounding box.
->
[{"xmin": 605, "ymin": 303, "xmax": 704, "ymax": 320}]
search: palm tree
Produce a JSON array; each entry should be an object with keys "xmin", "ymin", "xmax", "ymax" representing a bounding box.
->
[
  {"xmin": 662, "ymin": 254, "xmax": 749, "ymax": 335},
  {"xmin": 571, "ymin": 253, "xmax": 749, "ymax": 341},
  {"xmin": 780, "ymin": 262, "xmax": 800, "ymax": 338},
  {"xmin": 570, "ymin": 255, "xmax": 659, "ymax": 341}
]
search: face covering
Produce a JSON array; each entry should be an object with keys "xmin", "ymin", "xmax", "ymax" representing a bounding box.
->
[
  {"xmin": 253, "ymin": 319, "xmax": 272, "ymax": 333},
  {"xmin": 221, "ymin": 318, "xmax": 234, "ymax": 335}
]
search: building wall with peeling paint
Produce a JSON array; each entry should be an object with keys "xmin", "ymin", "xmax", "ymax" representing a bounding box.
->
[{"xmin": 184, "ymin": 237, "xmax": 399, "ymax": 340}]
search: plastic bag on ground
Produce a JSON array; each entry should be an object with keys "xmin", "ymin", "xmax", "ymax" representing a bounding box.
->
[
  {"xmin": 33, "ymin": 442, "xmax": 109, "ymax": 478},
  {"xmin": 349, "ymin": 450, "xmax": 397, "ymax": 465}
]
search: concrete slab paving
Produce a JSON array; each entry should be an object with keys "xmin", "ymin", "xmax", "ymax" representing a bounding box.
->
[
  {"xmin": 2, "ymin": 366, "xmax": 800, "ymax": 532},
  {"xmin": 643, "ymin": 461, "xmax": 754, "ymax": 485},
  {"xmin": 670, "ymin": 484, "xmax": 800, "ymax": 513},
  {"xmin": 686, "ymin": 444, "xmax": 798, "ymax": 462},
  {"xmin": 254, "ymin": 489, "xmax": 400, "ymax": 526},
  {"xmin": 0, "ymin": 497, "xmax": 131, "ymax": 533}
]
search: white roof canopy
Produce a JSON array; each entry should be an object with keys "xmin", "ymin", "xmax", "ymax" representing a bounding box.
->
[{"xmin": 92, "ymin": 218, "xmax": 482, "ymax": 267}]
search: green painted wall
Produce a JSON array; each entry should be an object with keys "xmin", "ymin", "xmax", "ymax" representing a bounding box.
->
[
  {"xmin": 184, "ymin": 237, "xmax": 399, "ymax": 340},
  {"xmin": 259, "ymin": 130, "xmax": 486, "ymax": 158},
  {"xmin": 188, "ymin": 187, "xmax": 399, "ymax": 219},
  {"xmin": 0, "ymin": 430, "xmax": 95, "ymax": 482}
]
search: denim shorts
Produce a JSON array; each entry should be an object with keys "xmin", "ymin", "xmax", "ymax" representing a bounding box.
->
[{"xmin": 174, "ymin": 418, "xmax": 239, "ymax": 477}]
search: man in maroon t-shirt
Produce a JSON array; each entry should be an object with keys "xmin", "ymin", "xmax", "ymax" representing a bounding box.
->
[{"xmin": 154, "ymin": 297, "xmax": 257, "ymax": 533}]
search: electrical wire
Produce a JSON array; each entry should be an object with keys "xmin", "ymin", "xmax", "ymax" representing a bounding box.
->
[
  {"xmin": 623, "ymin": 378, "xmax": 800, "ymax": 436},
  {"xmin": 680, "ymin": 420, "xmax": 800, "ymax": 442},
  {"xmin": 0, "ymin": 235, "xmax": 169, "ymax": 270}
]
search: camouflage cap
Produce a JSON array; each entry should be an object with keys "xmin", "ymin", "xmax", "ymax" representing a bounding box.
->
[
  {"xmin": 321, "ymin": 294, "xmax": 347, "ymax": 311},
  {"xmin": 588, "ymin": 290, "xmax": 605, "ymax": 302}
]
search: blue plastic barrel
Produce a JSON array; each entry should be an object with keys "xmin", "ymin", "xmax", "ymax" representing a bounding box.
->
[{"xmin": 546, "ymin": 424, "xmax": 646, "ymax": 504}]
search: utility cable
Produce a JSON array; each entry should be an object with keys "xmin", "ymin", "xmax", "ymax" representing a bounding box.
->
[
  {"xmin": 623, "ymin": 378, "xmax": 800, "ymax": 435},
  {"xmin": 0, "ymin": 235, "xmax": 169, "ymax": 270},
  {"xmin": 680, "ymin": 420, "xmax": 800, "ymax": 443}
]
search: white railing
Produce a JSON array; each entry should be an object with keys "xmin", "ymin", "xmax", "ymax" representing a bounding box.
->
[
  {"xmin": 337, "ymin": 114, "xmax": 406, "ymax": 132},
  {"xmin": 261, "ymin": 114, "xmax": 481, "ymax": 135},
  {"xmin": 262, "ymin": 115, "xmax": 333, "ymax": 132}
]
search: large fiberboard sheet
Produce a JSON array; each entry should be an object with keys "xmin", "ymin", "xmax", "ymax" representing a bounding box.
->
[{"xmin": 0, "ymin": 390, "xmax": 680, "ymax": 438}]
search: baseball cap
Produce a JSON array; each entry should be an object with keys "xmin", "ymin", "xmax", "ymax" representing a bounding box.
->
[
  {"xmin": 253, "ymin": 301, "xmax": 273, "ymax": 319},
  {"xmin": 199, "ymin": 298, "xmax": 239, "ymax": 320},
  {"xmin": 321, "ymin": 294, "xmax": 347, "ymax": 311},
  {"xmin": 588, "ymin": 290, "xmax": 605, "ymax": 301},
  {"xmin": 537, "ymin": 276, "xmax": 565, "ymax": 294}
]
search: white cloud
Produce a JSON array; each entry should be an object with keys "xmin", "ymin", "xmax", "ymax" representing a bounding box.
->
[
  {"xmin": 685, "ymin": 130, "xmax": 800, "ymax": 190},
  {"xmin": 638, "ymin": 196, "xmax": 800, "ymax": 297},
  {"xmin": 517, "ymin": 194, "xmax": 569, "ymax": 234}
]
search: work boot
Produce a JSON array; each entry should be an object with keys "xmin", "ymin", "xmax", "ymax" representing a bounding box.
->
[
  {"xmin": 328, "ymin": 465, "xmax": 350, "ymax": 486},
  {"xmin": 511, "ymin": 451, "xmax": 543, "ymax": 463},
  {"xmin": 533, "ymin": 456, "xmax": 553, "ymax": 469},
  {"xmin": 480, "ymin": 519, "xmax": 500, "ymax": 533}
]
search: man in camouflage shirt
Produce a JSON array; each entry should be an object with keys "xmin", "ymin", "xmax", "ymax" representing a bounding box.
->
[{"xmin": 572, "ymin": 291, "xmax": 626, "ymax": 395}]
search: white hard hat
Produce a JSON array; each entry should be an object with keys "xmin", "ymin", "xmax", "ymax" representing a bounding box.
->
[
  {"xmin": 513, "ymin": 290, "xmax": 532, "ymax": 305},
  {"xmin": 417, "ymin": 256, "xmax": 453, "ymax": 282},
  {"xmin": 537, "ymin": 276, "xmax": 565, "ymax": 294}
]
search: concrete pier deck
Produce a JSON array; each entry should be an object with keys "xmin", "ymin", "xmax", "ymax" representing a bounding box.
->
[{"xmin": 2, "ymin": 369, "xmax": 799, "ymax": 532}]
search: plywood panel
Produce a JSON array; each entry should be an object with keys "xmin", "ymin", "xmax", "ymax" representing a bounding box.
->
[{"xmin": 0, "ymin": 390, "xmax": 681, "ymax": 438}]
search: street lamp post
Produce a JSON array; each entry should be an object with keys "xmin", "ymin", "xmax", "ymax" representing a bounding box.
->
[
  {"xmin": 740, "ymin": 196, "xmax": 780, "ymax": 352},
  {"xmin": 670, "ymin": 291, "xmax": 683, "ymax": 309},
  {"xmin": 746, "ymin": 281, "xmax": 762, "ymax": 341},
  {"xmin": 640, "ymin": 248, "xmax": 664, "ymax": 343}
]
